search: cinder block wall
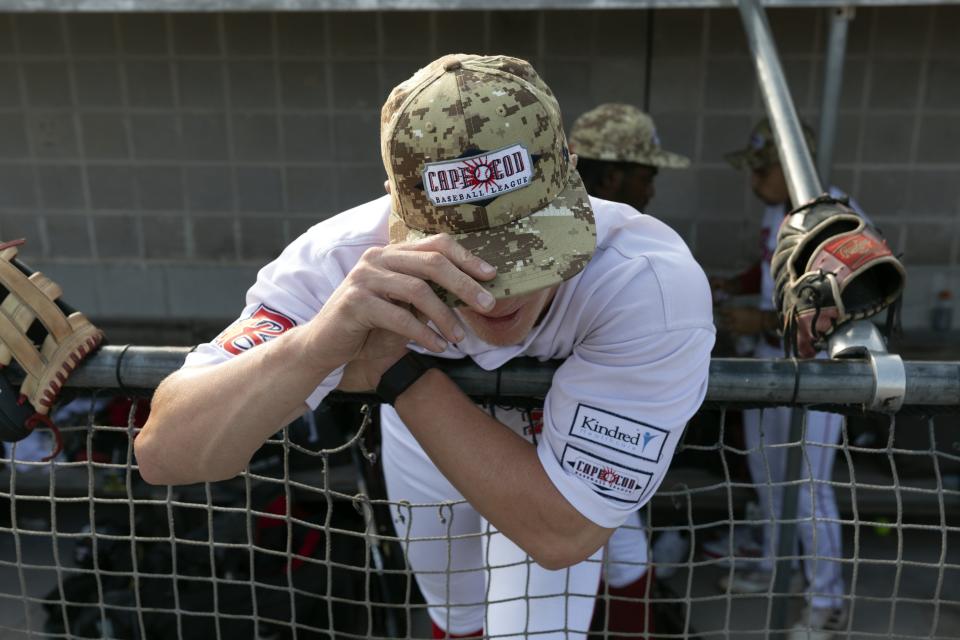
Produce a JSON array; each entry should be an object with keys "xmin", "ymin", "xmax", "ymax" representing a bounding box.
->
[{"xmin": 0, "ymin": 6, "xmax": 957, "ymax": 335}]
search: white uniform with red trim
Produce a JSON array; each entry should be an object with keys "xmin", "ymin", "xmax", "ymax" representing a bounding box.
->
[
  {"xmin": 742, "ymin": 188, "xmax": 862, "ymax": 610},
  {"xmin": 184, "ymin": 195, "xmax": 715, "ymax": 638}
]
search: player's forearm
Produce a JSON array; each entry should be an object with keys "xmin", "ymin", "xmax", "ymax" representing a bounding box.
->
[
  {"xmin": 137, "ymin": 324, "xmax": 339, "ymax": 485},
  {"xmin": 394, "ymin": 369, "xmax": 612, "ymax": 570}
]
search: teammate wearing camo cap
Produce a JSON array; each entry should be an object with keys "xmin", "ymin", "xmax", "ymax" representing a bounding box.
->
[
  {"xmin": 569, "ymin": 103, "xmax": 690, "ymax": 213},
  {"xmin": 137, "ymin": 55, "xmax": 714, "ymax": 639}
]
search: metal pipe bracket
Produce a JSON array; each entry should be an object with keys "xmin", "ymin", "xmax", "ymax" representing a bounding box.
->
[{"xmin": 828, "ymin": 320, "xmax": 906, "ymax": 413}]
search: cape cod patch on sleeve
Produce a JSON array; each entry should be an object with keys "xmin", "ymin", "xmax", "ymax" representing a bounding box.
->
[
  {"xmin": 214, "ymin": 304, "xmax": 297, "ymax": 356},
  {"xmin": 422, "ymin": 143, "xmax": 533, "ymax": 206},
  {"xmin": 569, "ymin": 404, "xmax": 669, "ymax": 463},
  {"xmin": 560, "ymin": 445, "xmax": 652, "ymax": 504}
]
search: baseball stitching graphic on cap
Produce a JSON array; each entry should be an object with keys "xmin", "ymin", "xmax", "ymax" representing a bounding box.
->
[{"xmin": 422, "ymin": 143, "xmax": 534, "ymax": 207}]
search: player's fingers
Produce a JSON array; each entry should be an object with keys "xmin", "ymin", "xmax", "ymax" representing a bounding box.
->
[
  {"xmin": 365, "ymin": 296, "xmax": 447, "ymax": 353},
  {"xmin": 380, "ymin": 247, "xmax": 495, "ymax": 313},
  {"xmin": 411, "ymin": 233, "xmax": 498, "ymax": 283},
  {"xmin": 371, "ymin": 272, "xmax": 465, "ymax": 343}
]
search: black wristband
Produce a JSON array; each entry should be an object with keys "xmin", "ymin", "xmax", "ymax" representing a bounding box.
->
[{"xmin": 376, "ymin": 352, "xmax": 433, "ymax": 406}]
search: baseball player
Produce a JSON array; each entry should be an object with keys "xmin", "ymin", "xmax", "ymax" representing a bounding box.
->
[
  {"xmin": 716, "ymin": 119, "xmax": 853, "ymax": 640},
  {"xmin": 136, "ymin": 55, "xmax": 714, "ymax": 639},
  {"xmin": 568, "ymin": 103, "xmax": 691, "ymax": 637}
]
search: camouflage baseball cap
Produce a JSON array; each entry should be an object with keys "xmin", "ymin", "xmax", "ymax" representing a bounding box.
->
[
  {"xmin": 568, "ymin": 103, "xmax": 690, "ymax": 169},
  {"xmin": 725, "ymin": 117, "xmax": 817, "ymax": 171},
  {"xmin": 381, "ymin": 54, "xmax": 596, "ymax": 305}
]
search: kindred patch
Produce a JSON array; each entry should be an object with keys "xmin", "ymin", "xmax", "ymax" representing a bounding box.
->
[
  {"xmin": 560, "ymin": 445, "xmax": 652, "ymax": 504},
  {"xmin": 214, "ymin": 304, "xmax": 296, "ymax": 356},
  {"xmin": 421, "ymin": 143, "xmax": 533, "ymax": 206},
  {"xmin": 569, "ymin": 404, "xmax": 668, "ymax": 463}
]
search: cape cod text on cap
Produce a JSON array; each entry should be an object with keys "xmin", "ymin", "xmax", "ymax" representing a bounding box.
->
[
  {"xmin": 569, "ymin": 103, "xmax": 690, "ymax": 169},
  {"xmin": 380, "ymin": 53, "xmax": 596, "ymax": 305}
]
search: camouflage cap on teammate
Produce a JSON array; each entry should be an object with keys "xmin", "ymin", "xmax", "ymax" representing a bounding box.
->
[
  {"xmin": 568, "ymin": 103, "xmax": 690, "ymax": 169},
  {"xmin": 725, "ymin": 117, "xmax": 817, "ymax": 171},
  {"xmin": 381, "ymin": 53, "xmax": 596, "ymax": 305}
]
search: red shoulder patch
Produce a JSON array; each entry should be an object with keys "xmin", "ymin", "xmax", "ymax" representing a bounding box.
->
[{"xmin": 215, "ymin": 304, "xmax": 297, "ymax": 356}]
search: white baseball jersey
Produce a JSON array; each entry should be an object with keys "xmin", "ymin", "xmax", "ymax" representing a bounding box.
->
[{"xmin": 184, "ymin": 195, "xmax": 715, "ymax": 529}]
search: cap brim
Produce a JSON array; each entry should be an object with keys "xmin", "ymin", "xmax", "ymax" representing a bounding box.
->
[
  {"xmin": 390, "ymin": 170, "xmax": 596, "ymax": 305},
  {"xmin": 725, "ymin": 149, "xmax": 765, "ymax": 171},
  {"xmin": 646, "ymin": 148, "xmax": 691, "ymax": 169}
]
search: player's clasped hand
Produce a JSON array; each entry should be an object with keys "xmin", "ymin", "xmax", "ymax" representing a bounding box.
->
[{"xmin": 315, "ymin": 233, "xmax": 497, "ymax": 388}]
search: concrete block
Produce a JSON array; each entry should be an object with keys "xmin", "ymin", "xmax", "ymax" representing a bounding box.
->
[
  {"xmin": 845, "ymin": 7, "xmax": 872, "ymax": 55},
  {"xmin": 648, "ymin": 168, "xmax": 697, "ymax": 218},
  {"xmin": 281, "ymin": 113, "xmax": 331, "ymax": 163},
  {"xmin": 93, "ymin": 214, "xmax": 141, "ymax": 259},
  {"xmin": 693, "ymin": 219, "xmax": 752, "ymax": 271},
  {"xmin": 235, "ymin": 166, "xmax": 283, "ymax": 213},
  {"xmin": 331, "ymin": 61, "xmax": 381, "ymax": 110},
  {"xmin": 706, "ymin": 9, "xmax": 747, "ymax": 55},
  {"xmin": 142, "ymin": 215, "xmax": 187, "ymax": 259},
  {"xmin": 29, "ymin": 113, "xmax": 77, "ymax": 159},
  {"xmin": 489, "ymin": 12, "xmax": 539, "ymax": 61},
  {"xmin": 381, "ymin": 60, "xmax": 420, "ymax": 100},
  {"xmin": 37, "ymin": 164, "xmax": 84, "ymax": 210},
  {"xmin": 839, "ymin": 59, "xmax": 866, "ymax": 109},
  {"xmin": 66, "ymin": 14, "xmax": 118, "ymax": 55},
  {"xmin": 647, "ymin": 112, "xmax": 698, "ymax": 165},
  {"xmin": 594, "ymin": 11, "xmax": 649, "ymax": 57},
  {"xmin": 185, "ymin": 166, "xmax": 234, "ymax": 213},
  {"xmin": 135, "ymin": 165, "xmax": 184, "ymax": 211},
  {"xmin": 0, "ymin": 114, "xmax": 28, "ymax": 159},
  {"xmin": 279, "ymin": 61, "xmax": 327, "ymax": 109},
  {"xmin": 125, "ymin": 60, "xmax": 174, "ymax": 108},
  {"xmin": 286, "ymin": 166, "xmax": 338, "ymax": 214},
  {"xmin": 780, "ymin": 59, "xmax": 813, "ymax": 110},
  {"xmin": 286, "ymin": 215, "xmax": 321, "ymax": 243},
  {"xmin": 192, "ymin": 215, "xmax": 237, "ymax": 261},
  {"xmin": 916, "ymin": 116, "xmax": 960, "ymax": 164},
  {"xmin": 164, "ymin": 264, "xmax": 259, "ymax": 320},
  {"xmin": 0, "ymin": 16, "xmax": 13, "ymax": 55},
  {"xmin": 332, "ymin": 112, "xmax": 380, "ymax": 164},
  {"xmin": 857, "ymin": 169, "xmax": 910, "ymax": 217},
  {"xmin": 176, "ymin": 60, "xmax": 225, "ymax": 109},
  {"xmin": 0, "ymin": 213, "xmax": 40, "ymax": 253},
  {"xmin": 381, "ymin": 12, "xmax": 432, "ymax": 58},
  {"xmin": 768, "ymin": 8, "xmax": 817, "ymax": 55},
  {"xmin": 88, "ymin": 165, "xmax": 136, "ymax": 210},
  {"xmin": 860, "ymin": 115, "xmax": 914, "ymax": 164},
  {"xmin": 74, "ymin": 61, "xmax": 123, "ymax": 108},
  {"xmin": 232, "ymin": 113, "xmax": 280, "ymax": 162},
  {"xmin": 224, "ymin": 13, "xmax": 273, "ymax": 56},
  {"xmin": 924, "ymin": 60, "xmax": 960, "ymax": 109},
  {"xmin": 704, "ymin": 57, "xmax": 756, "ymax": 110},
  {"xmin": 875, "ymin": 7, "xmax": 930, "ymax": 55},
  {"xmin": 543, "ymin": 11, "xmax": 589, "ymax": 58},
  {"xmin": 436, "ymin": 12, "xmax": 485, "ymax": 56},
  {"xmin": 336, "ymin": 164, "xmax": 385, "ymax": 211},
  {"xmin": 172, "ymin": 14, "xmax": 221, "ymax": 56},
  {"xmin": 701, "ymin": 114, "xmax": 754, "ymax": 166},
  {"xmin": 696, "ymin": 168, "xmax": 747, "ymax": 220},
  {"xmin": 832, "ymin": 115, "xmax": 861, "ymax": 165},
  {"xmin": 932, "ymin": 6, "xmax": 960, "ymax": 55},
  {"xmin": 652, "ymin": 10, "xmax": 704, "ymax": 58},
  {"xmin": 180, "ymin": 114, "xmax": 228, "ymax": 162},
  {"xmin": 541, "ymin": 60, "xmax": 592, "ymax": 127},
  {"xmin": 118, "ymin": 14, "xmax": 168, "ymax": 56},
  {"xmin": 228, "ymin": 60, "xmax": 277, "ymax": 109},
  {"xmin": 45, "ymin": 214, "xmax": 92, "ymax": 259},
  {"xmin": 14, "ymin": 14, "xmax": 64, "ymax": 56},
  {"xmin": 81, "ymin": 113, "xmax": 129, "ymax": 160},
  {"xmin": 277, "ymin": 13, "xmax": 327, "ymax": 56},
  {"xmin": 95, "ymin": 264, "xmax": 167, "ymax": 318},
  {"xmin": 130, "ymin": 114, "xmax": 180, "ymax": 161},
  {"xmin": 648, "ymin": 57, "xmax": 702, "ymax": 111},
  {"xmin": 0, "ymin": 164, "xmax": 37, "ymax": 208},
  {"xmin": 908, "ymin": 171, "xmax": 960, "ymax": 217},
  {"xmin": 23, "ymin": 61, "xmax": 72, "ymax": 108},
  {"xmin": 33, "ymin": 263, "xmax": 101, "ymax": 316},
  {"xmin": 588, "ymin": 58, "xmax": 645, "ymax": 107},
  {"xmin": 867, "ymin": 58, "xmax": 922, "ymax": 109},
  {"xmin": 240, "ymin": 216, "xmax": 287, "ymax": 262},
  {"xmin": 0, "ymin": 63, "xmax": 20, "ymax": 108},
  {"xmin": 329, "ymin": 13, "xmax": 378, "ymax": 57},
  {"xmin": 904, "ymin": 221, "xmax": 955, "ymax": 266}
]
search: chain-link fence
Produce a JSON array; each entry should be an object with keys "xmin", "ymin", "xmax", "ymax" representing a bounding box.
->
[{"xmin": 1, "ymin": 347, "xmax": 958, "ymax": 639}]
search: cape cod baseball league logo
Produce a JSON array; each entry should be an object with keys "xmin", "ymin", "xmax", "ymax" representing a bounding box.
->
[
  {"xmin": 569, "ymin": 404, "xmax": 668, "ymax": 463},
  {"xmin": 215, "ymin": 304, "xmax": 296, "ymax": 356},
  {"xmin": 422, "ymin": 143, "xmax": 533, "ymax": 206},
  {"xmin": 561, "ymin": 446, "xmax": 651, "ymax": 504}
]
